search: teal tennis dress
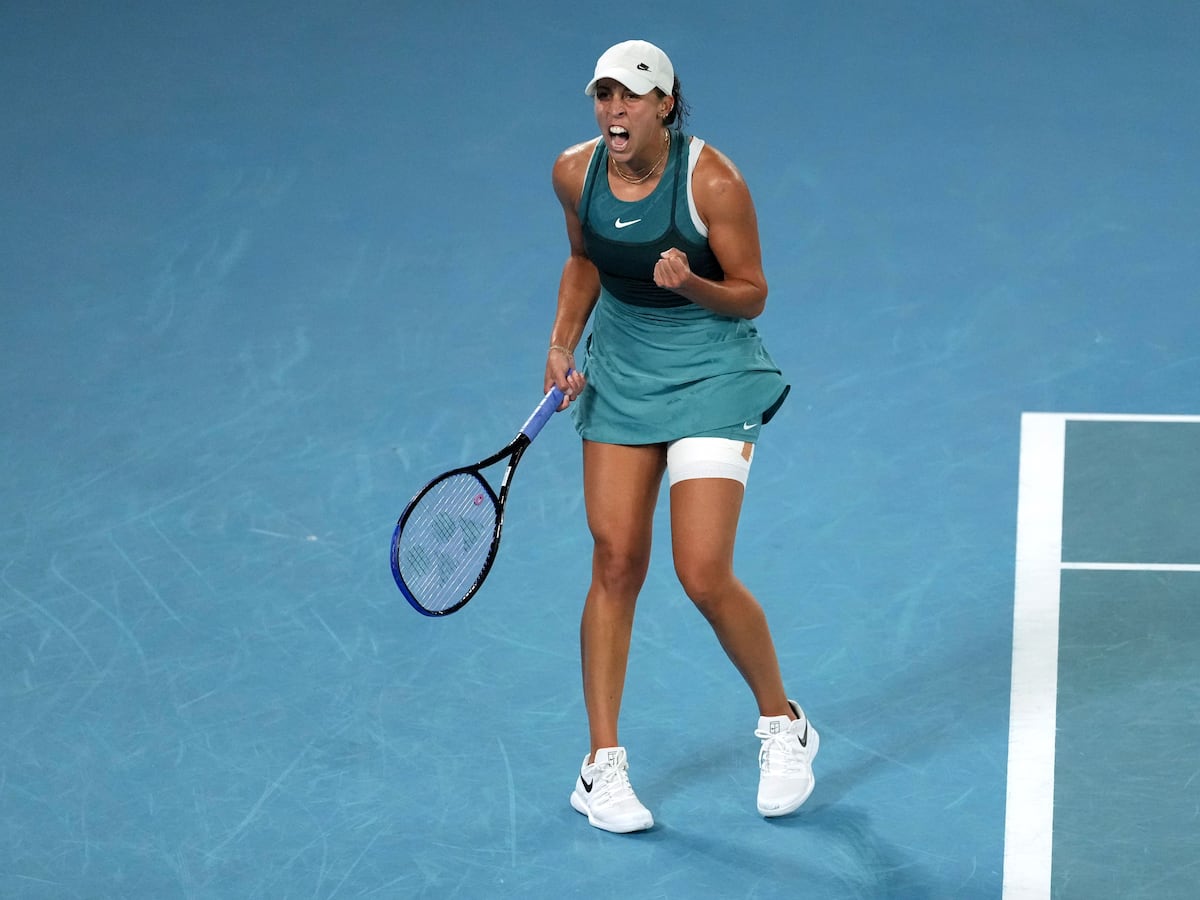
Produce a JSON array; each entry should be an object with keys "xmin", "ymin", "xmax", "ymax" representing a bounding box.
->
[{"xmin": 571, "ymin": 132, "xmax": 789, "ymax": 445}]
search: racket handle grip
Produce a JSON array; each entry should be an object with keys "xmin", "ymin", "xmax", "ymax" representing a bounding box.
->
[{"xmin": 521, "ymin": 369, "xmax": 574, "ymax": 441}]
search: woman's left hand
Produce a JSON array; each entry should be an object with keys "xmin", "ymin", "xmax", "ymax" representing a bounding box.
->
[{"xmin": 654, "ymin": 247, "xmax": 693, "ymax": 293}]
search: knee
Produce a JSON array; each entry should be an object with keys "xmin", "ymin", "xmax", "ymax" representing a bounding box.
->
[
  {"xmin": 591, "ymin": 537, "xmax": 652, "ymax": 598},
  {"xmin": 674, "ymin": 557, "xmax": 733, "ymax": 619}
]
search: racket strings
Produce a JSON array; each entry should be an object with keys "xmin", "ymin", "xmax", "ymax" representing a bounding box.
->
[{"xmin": 396, "ymin": 473, "xmax": 499, "ymax": 612}]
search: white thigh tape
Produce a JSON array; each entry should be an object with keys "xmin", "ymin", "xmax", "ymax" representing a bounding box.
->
[{"xmin": 666, "ymin": 436, "xmax": 755, "ymax": 486}]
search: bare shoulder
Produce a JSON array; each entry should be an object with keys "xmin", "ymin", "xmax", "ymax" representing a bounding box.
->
[
  {"xmin": 553, "ymin": 137, "xmax": 601, "ymax": 205},
  {"xmin": 692, "ymin": 140, "xmax": 751, "ymax": 200},
  {"xmin": 556, "ymin": 136, "xmax": 602, "ymax": 165},
  {"xmin": 691, "ymin": 140, "xmax": 756, "ymax": 230}
]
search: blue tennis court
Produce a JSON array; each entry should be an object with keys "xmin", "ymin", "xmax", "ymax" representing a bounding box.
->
[{"xmin": 3, "ymin": 2, "xmax": 1198, "ymax": 897}]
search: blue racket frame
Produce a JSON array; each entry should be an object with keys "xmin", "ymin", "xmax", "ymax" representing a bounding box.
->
[{"xmin": 391, "ymin": 380, "xmax": 567, "ymax": 616}]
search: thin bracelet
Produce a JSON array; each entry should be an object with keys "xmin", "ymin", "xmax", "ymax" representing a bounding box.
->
[{"xmin": 548, "ymin": 344, "xmax": 575, "ymax": 359}]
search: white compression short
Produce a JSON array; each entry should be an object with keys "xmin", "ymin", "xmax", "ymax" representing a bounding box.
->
[{"xmin": 666, "ymin": 436, "xmax": 756, "ymax": 487}]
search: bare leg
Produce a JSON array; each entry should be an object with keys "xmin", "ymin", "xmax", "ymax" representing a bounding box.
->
[
  {"xmin": 580, "ymin": 440, "xmax": 667, "ymax": 759},
  {"xmin": 669, "ymin": 475, "xmax": 793, "ymax": 719}
]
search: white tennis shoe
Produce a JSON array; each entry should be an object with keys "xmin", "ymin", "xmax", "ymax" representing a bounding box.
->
[
  {"xmin": 755, "ymin": 700, "xmax": 819, "ymax": 817},
  {"xmin": 569, "ymin": 746, "xmax": 654, "ymax": 833}
]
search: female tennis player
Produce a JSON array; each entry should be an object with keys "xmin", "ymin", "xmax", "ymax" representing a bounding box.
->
[{"xmin": 544, "ymin": 40, "xmax": 818, "ymax": 833}]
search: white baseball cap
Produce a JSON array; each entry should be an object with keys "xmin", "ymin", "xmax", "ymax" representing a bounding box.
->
[{"xmin": 584, "ymin": 40, "xmax": 675, "ymax": 97}]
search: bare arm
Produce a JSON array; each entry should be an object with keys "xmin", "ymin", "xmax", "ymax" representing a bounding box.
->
[
  {"xmin": 546, "ymin": 140, "xmax": 600, "ymax": 404},
  {"xmin": 652, "ymin": 143, "xmax": 768, "ymax": 319}
]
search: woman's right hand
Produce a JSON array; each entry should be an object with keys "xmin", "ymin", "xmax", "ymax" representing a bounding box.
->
[{"xmin": 546, "ymin": 345, "xmax": 585, "ymax": 411}]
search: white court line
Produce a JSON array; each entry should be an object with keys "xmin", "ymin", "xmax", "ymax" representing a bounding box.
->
[
  {"xmin": 1042, "ymin": 413, "xmax": 1200, "ymax": 423},
  {"xmin": 1003, "ymin": 411, "xmax": 1200, "ymax": 899},
  {"xmin": 1062, "ymin": 562, "xmax": 1200, "ymax": 572},
  {"xmin": 1003, "ymin": 413, "xmax": 1065, "ymax": 900}
]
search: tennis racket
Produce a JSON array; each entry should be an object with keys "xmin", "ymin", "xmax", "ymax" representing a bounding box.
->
[{"xmin": 390, "ymin": 378, "xmax": 570, "ymax": 617}]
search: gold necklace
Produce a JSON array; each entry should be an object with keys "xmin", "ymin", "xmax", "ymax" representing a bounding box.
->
[{"xmin": 610, "ymin": 130, "xmax": 671, "ymax": 185}]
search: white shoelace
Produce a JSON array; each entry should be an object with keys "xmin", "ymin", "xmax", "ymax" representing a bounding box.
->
[
  {"xmin": 593, "ymin": 758, "xmax": 638, "ymax": 805},
  {"xmin": 756, "ymin": 727, "xmax": 810, "ymax": 776}
]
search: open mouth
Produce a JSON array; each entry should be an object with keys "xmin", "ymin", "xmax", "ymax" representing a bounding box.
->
[{"xmin": 608, "ymin": 126, "xmax": 630, "ymax": 153}]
